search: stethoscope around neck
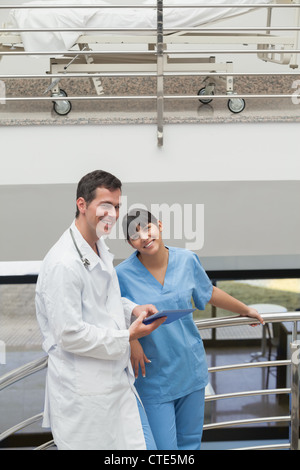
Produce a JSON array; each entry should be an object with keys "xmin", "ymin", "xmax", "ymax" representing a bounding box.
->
[{"xmin": 69, "ymin": 228, "xmax": 91, "ymax": 269}]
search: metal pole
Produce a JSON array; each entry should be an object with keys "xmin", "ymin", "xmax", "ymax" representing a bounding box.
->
[
  {"xmin": 290, "ymin": 322, "xmax": 300, "ymax": 451},
  {"xmin": 211, "ymin": 280, "xmax": 217, "ymax": 342},
  {"xmin": 157, "ymin": 0, "xmax": 164, "ymax": 147}
]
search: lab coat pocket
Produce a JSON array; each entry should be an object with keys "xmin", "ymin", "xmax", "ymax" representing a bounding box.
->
[{"xmin": 74, "ymin": 355, "xmax": 112, "ymax": 396}]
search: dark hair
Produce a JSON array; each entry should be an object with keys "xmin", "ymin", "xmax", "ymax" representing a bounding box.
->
[
  {"xmin": 122, "ymin": 208, "xmax": 158, "ymax": 241},
  {"xmin": 76, "ymin": 170, "xmax": 122, "ymax": 218}
]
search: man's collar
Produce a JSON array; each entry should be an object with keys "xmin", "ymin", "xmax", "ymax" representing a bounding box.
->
[{"xmin": 70, "ymin": 220, "xmax": 114, "ymax": 272}]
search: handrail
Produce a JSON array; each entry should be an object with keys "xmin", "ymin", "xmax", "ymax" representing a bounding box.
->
[
  {"xmin": 34, "ymin": 440, "xmax": 55, "ymax": 451},
  {"xmin": 197, "ymin": 311, "xmax": 300, "ymax": 450},
  {"xmin": 0, "ymin": 71, "xmax": 298, "ymax": 79},
  {"xmin": 195, "ymin": 311, "xmax": 300, "ymax": 329},
  {"xmin": 204, "ymin": 415, "xmax": 292, "ymax": 430},
  {"xmin": 0, "ymin": 48, "xmax": 300, "ymax": 55},
  {"xmin": 1, "ymin": 27, "xmax": 300, "ymax": 32},
  {"xmin": 209, "ymin": 359, "xmax": 291, "ymax": 372},
  {"xmin": 0, "ymin": 311, "xmax": 299, "ymax": 449},
  {"xmin": 0, "ymin": 3, "xmax": 298, "ymax": 9},
  {"xmin": 231, "ymin": 442, "xmax": 291, "ymax": 450},
  {"xmin": 205, "ymin": 387, "xmax": 291, "ymax": 402},
  {"xmin": 0, "ymin": 413, "xmax": 44, "ymax": 442},
  {"xmin": 0, "ymin": 356, "xmax": 48, "ymax": 391}
]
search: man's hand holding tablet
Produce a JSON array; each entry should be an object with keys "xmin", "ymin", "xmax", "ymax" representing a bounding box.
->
[{"xmin": 129, "ymin": 311, "xmax": 167, "ymax": 341}]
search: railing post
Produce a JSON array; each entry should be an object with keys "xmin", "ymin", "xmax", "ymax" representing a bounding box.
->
[
  {"xmin": 291, "ymin": 0, "xmax": 300, "ymax": 69},
  {"xmin": 290, "ymin": 322, "xmax": 300, "ymax": 450},
  {"xmin": 157, "ymin": 0, "xmax": 164, "ymax": 147}
]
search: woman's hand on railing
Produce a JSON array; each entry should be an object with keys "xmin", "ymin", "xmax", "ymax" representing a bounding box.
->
[
  {"xmin": 208, "ymin": 286, "xmax": 264, "ymax": 327},
  {"xmin": 238, "ymin": 307, "xmax": 265, "ymax": 327}
]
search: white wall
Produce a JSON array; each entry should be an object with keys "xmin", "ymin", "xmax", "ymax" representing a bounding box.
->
[
  {"xmin": 0, "ymin": 121, "xmax": 299, "ymax": 186},
  {"xmin": 0, "ymin": 120, "xmax": 299, "ymax": 265}
]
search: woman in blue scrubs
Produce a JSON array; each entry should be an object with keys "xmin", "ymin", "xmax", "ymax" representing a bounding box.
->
[{"xmin": 116, "ymin": 209, "xmax": 264, "ymax": 450}]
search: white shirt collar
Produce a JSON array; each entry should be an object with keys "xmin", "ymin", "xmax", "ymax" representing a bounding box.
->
[{"xmin": 70, "ymin": 220, "xmax": 114, "ymax": 272}]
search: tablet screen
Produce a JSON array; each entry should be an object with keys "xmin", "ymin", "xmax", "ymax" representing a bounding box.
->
[{"xmin": 143, "ymin": 309, "xmax": 195, "ymax": 325}]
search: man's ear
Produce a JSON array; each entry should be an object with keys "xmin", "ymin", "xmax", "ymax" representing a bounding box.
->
[{"xmin": 76, "ymin": 197, "xmax": 87, "ymax": 216}]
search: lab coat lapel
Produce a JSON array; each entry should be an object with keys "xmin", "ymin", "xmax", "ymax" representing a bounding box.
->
[
  {"xmin": 70, "ymin": 221, "xmax": 100, "ymax": 271},
  {"xmin": 96, "ymin": 237, "xmax": 114, "ymax": 276},
  {"xmin": 70, "ymin": 223, "xmax": 125, "ymax": 330},
  {"xmin": 70, "ymin": 222, "xmax": 114, "ymax": 274},
  {"xmin": 97, "ymin": 238, "xmax": 127, "ymax": 330},
  {"xmin": 103, "ymin": 241, "xmax": 129, "ymax": 330}
]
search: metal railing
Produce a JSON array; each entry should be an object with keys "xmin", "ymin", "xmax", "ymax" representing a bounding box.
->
[
  {"xmin": 0, "ymin": 2, "xmax": 300, "ymax": 145},
  {"xmin": 0, "ymin": 311, "xmax": 299, "ymax": 450},
  {"xmin": 196, "ymin": 312, "xmax": 300, "ymax": 450}
]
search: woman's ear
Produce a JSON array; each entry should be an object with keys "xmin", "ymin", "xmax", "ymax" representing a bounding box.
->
[{"xmin": 158, "ymin": 220, "xmax": 163, "ymax": 232}]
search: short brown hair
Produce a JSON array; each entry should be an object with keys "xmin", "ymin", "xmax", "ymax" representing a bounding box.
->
[{"xmin": 75, "ymin": 170, "xmax": 122, "ymax": 218}]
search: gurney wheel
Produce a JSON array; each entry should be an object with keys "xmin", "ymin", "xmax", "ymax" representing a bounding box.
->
[
  {"xmin": 52, "ymin": 89, "xmax": 72, "ymax": 116},
  {"xmin": 197, "ymin": 87, "xmax": 214, "ymax": 104},
  {"xmin": 227, "ymin": 98, "xmax": 245, "ymax": 114}
]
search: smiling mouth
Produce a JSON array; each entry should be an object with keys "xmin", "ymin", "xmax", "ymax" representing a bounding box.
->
[
  {"xmin": 144, "ymin": 240, "xmax": 154, "ymax": 248},
  {"xmin": 98, "ymin": 218, "xmax": 115, "ymax": 232},
  {"xmin": 99, "ymin": 217, "xmax": 114, "ymax": 225}
]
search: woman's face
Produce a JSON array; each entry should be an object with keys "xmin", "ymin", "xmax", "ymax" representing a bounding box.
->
[{"xmin": 129, "ymin": 222, "xmax": 163, "ymax": 255}]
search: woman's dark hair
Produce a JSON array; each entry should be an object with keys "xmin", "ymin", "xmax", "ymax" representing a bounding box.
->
[
  {"xmin": 122, "ymin": 208, "xmax": 158, "ymax": 241},
  {"xmin": 76, "ymin": 170, "xmax": 122, "ymax": 218}
]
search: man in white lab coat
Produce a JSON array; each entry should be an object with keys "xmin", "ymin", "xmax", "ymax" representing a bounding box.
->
[{"xmin": 35, "ymin": 170, "xmax": 165, "ymax": 450}]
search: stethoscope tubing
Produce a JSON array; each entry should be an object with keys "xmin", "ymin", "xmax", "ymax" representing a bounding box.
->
[{"xmin": 69, "ymin": 228, "xmax": 91, "ymax": 269}]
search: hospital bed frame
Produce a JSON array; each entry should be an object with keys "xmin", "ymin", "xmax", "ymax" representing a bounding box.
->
[{"xmin": 0, "ymin": 1, "xmax": 299, "ymax": 144}]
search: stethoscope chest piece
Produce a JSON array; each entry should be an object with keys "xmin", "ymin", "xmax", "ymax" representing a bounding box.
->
[{"xmin": 82, "ymin": 258, "xmax": 91, "ymax": 268}]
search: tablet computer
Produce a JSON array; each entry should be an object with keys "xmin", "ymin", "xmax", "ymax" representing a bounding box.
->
[{"xmin": 143, "ymin": 309, "xmax": 195, "ymax": 325}]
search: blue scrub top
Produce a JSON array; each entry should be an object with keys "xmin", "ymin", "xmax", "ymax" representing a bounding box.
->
[{"xmin": 116, "ymin": 246, "xmax": 213, "ymax": 405}]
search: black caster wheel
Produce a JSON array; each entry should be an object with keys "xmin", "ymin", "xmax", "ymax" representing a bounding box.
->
[
  {"xmin": 197, "ymin": 87, "xmax": 214, "ymax": 104},
  {"xmin": 227, "ymin": 97, "xmax": 246, "ymax": 114},
  {"xmin": 52, "ymin": 89, "xmax": 72, "ymax": 116}
]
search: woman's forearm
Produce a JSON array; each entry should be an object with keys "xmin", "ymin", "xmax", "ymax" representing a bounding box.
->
[
  {"xmin": 208, "ymin": 286, "xmax": 264, "ymax": 325},
  {"xmin": 208, "ymin": 286, "xmax": 251, "ymax": 315}
]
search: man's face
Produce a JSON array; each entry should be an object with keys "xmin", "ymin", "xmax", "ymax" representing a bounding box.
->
[{"xmin": 83, "ymin": 187, "xmax": 121, "ymax": 237}]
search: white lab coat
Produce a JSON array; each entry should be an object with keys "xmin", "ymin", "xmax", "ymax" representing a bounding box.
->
[{"xmin": 35, "ymin": 221, "xmax": 146, "ymax": 450}]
